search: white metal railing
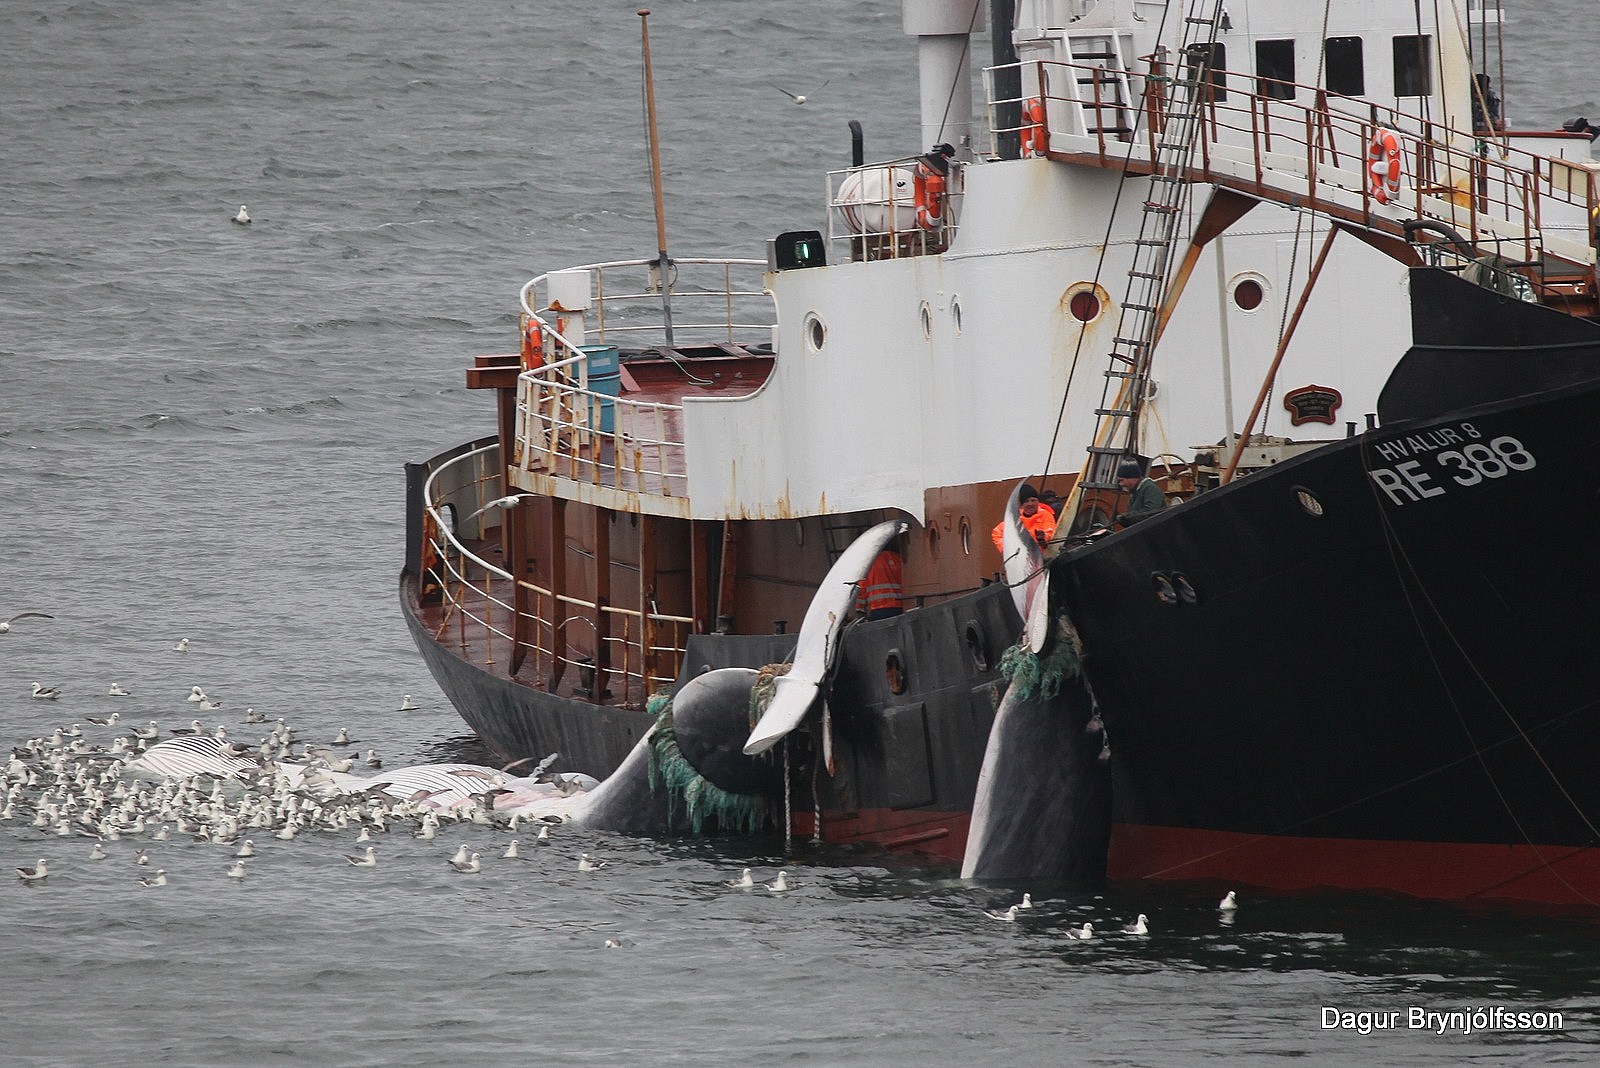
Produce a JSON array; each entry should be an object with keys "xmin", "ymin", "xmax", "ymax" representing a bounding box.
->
[
  {"xmin": 512, "ymin": 258, "xmax": 773, "ymax": 502},
  {"xmin": 827, "ymin": 156, "xmax": 965, "ymax": 262},
  {"xmin": 984, "ymin": 58, "xmax": 1599, "ymax": 280},
  {"xmin": 418, "ymin": 443, "xmax": 695, "ymax": 700}
]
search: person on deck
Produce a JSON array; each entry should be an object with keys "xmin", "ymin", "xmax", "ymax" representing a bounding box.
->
[
  {"xmin": 1115, "ymin": 459, "xmax": 1167, "ymax": 527},
  {"xmin": 860, "ymin": 546, "xmax": 904, "ymax": 621},
  {"xmin": 992, "ymin": 483, "xmax": 1057, "ymax": 554}
]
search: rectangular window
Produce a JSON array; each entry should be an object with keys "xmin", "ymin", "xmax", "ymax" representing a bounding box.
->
[
  {"xmin": 1184, "ymin": 42, "xmax": 1228, "ymax": 102},
  {"xmin": 1256, "ymin": 39, "xmax": 1296, "ymax": 100},
  {"xmin": 1393, "ymin": 35, "xmax": 1432, "ymax": 96},
  {"xmin": 1324, "ymin": 36, "xmax": 1364, "ymax": 96}
]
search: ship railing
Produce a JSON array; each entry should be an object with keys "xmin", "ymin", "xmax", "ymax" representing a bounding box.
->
[
  {"xmin": 984, "ymin": 58, "xmax": 1597, "ymax": 292},
  {"xmin": 826, "ymin": 156, "xmax": 966, "ymax": 263},
  {"xmin": 418, "ymin": 442, "xmax": 693, "ymax": 704},
  {"xmin": 512, "ymin": 258, "xmax": 772, "ymax": 503}
]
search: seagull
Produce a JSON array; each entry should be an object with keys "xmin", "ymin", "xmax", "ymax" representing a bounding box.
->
[
  {"xmin": 726, "ymin": 867, "xmax": 755, "ymax": 889},
  {"xmin": 535, "ymin": 825, "xmax": 551, "ymax": 845},
  {"xmin": 153, "ymin": 825, "xmax": 171, "ymax": 841},
  {"xmin": 1121, "ymin": 914, "xmax": 1150, "ymax": 935},
  {"xmin": 771, "ymin": 79, "xmax": 828, "ymax": 105},
  {"xmin": 766, "ymin": 871, "xmax": 790, "ymax": 893},
  {"xmin": 332, "ymin": 728, "xmax": 353, "ymax": 746},
  {"xmin": 135, "ymin": 849, "xmax": 149, "ymax": 866},
  {"xmin": 364, "ymin": 749, "xmax": 382, "ymax": 769},
  {"xmin": 89, "ymin": 841, "xmax": 107, "ymax": 861},
  {"xmin": 578, "ymin": 853, "xmax": 607, "ymax": 872},
  {"xmin": 1, "ymin": 612, "xmax": 53, "ymax": 633},
  {"xmin": 17, "ymin": 859, "xmax": 49, "ymax": 883},
  {"xmin": 449, "ymin": 844, "xmax": 470, "ymax": 867},
  {"xmin": 449, "ymin": 852, "xmax": 481, "ymax": 874},
  {"xmin": 984, "ymin": 905, "xmax": 1020, "ymax": 922},
  {"xmin": 198, "ymin": 698, "xmax": 223, "ymax": 712},
  {"xmin": 231, "ymin": 206, "xmax": 250, "ymax": 225},
  {"xmin": 345, "ymin": 846, "xmax": 378, "ymax": 867},
  {"xmin": 30, "ymin": 682, "xmax": 61, "ymax": 700},
  {"xmin": 186, "ymin": 686, "xmax": 205, "ymax": 702},
  {"xmin": 227, "ymin": 860, "xmax": 247, "ymax": 879},
  {"xmin": 1219, "ymin": 890, "xmax": 1239, "ymax": 912},
  {"xmin": 140, "ymin": 869, "xmax": 168, "ymax": 887},
  {"xmin": 107, "ymin": 684, "xmax": 131, "ymax": 697},
  {"xmin": 1019, "ymin": 893, "xmax": 1034, "ymax": 909},
  {"xmin": 502, "ymin": 840, "xmax": 520, "ymax": 859},
  {"xmin": 169, "ymin": 719, "xmax": 204, "ymax": 735},
  {"xmin": 603, "ymin": 938, "xmax": 622, "ymax": 949},
  {"xmin": 355, "ymin": 826, "xmax": 372, "ymax": 844},
  {"xmin": 233, "ymin": 839, "xmax": 254, "ymax": 857},
  {"xmin": 243, "ymin": 708, "xmax": 265, "ymax": 724},
  {"xmin": 87, "ymin": 712, "xmax": 121, "ymax": 725},
  {"xmin": 174, "ymin": 637, "xmax": 189, "ymax": 652},
  {"xmin": 397, "ymin": 695, "xmax": 419, "ymax": 711},
  {"xmin": 1066, "ymin": 922, "xmax": 1095, "ymax": 940}
]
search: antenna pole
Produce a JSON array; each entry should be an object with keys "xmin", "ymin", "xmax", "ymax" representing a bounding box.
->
[{"xmin": 639, "ymin": 9, "xmax": 675, "ymax": 346}]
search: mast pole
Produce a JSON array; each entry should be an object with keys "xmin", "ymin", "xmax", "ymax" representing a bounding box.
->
[{"xmin": 638, "ymin": 9, "xmax": 675, "ymax": 346}]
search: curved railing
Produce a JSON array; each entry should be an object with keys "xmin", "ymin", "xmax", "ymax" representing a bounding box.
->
[
  {"xmin": 416, "ymin": 442, "xmax": 694, "ymax": 704},
  {"xmin": 512, "ymin": 258, "xmax": 774, "ymax": 502}
]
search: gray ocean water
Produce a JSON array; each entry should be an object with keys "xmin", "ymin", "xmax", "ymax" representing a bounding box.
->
[{"xmin": 2, "ymin": 2, "xmax": 1598, "ymax": 1064}]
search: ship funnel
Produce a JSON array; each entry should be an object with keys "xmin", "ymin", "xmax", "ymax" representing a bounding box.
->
[{"xmin": 902, "ymin": 0, "xmax": 979, "ymax": 160}]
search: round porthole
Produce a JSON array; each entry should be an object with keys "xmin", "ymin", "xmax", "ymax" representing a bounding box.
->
[
  {"xmin": 885, "ymin": 650, "xmax": 908, "ymax": 695},
  {"xmin": 964, "ymin": 620, "xmax": 989, "ymax": 672},
  {"xmin": 1231, "ymin": 274, "xmax": 1267, "ymax": 312},
  {"xmin": 805, "ymin": 312, "xmax": 827, "ymax": 352},
  {"xmin": 1152, "ymin": 573, "xmax": 1178, "ymax": 606},
  {"xmin": 1069, "ymin": 290, "xmax": 1101, "ymax": 322},
  {"xmin": 919, "ymin": 301, "xmax": 933, "ymax": 339},
  {"xmin": 1294, "ymin": 486, "xmax": 1324, "ymax": 517}
]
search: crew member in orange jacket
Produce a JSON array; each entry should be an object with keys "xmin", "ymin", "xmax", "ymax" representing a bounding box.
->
[
  {"xmin": 860, "ymin": 546, "xmax": 904, "ymax": 620},
  {"xmin": 992, "ymin": 483, "xmax": 1056, "ymax": 554}
]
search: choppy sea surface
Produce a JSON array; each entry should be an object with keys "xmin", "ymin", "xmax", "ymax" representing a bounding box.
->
[{"xmin": 2, "ymin": 2, "xmax": 1597, "ymax": 1064}]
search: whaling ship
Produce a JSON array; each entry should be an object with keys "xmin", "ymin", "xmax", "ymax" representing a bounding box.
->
[{"xmin": 402, "ymin": 0, "xmax": 1600, "ymax": 905}]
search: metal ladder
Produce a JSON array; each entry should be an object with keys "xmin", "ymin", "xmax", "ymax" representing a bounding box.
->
[
  {"xmin": 1060, "ymin": 29, "xmax": 1137, "ymax": 141},
  {"xmin": 1078, "ymin": 1, "xmax": 1227, "ymax": 495}
]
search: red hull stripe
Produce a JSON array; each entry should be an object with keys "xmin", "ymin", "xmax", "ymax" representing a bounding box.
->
[
  {"xmin": 803, "ymin": 809, "xmax": 971, "ymax": 865},
  {"xmin": 1108, "ymin": 823, "xmax": 1600, "ymax": 906}
]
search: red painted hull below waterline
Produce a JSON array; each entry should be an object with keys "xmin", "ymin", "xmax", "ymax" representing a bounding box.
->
[{"xmin": 1108, "ymin": 823, "xmax": 1600, "ymax": 906}]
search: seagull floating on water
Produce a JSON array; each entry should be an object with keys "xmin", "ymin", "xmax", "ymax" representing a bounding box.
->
[
  {"xmin": 766, "ymin": 871, "xmax": 790, "ymax": 893},
  {"xmin": 87, "ymin": 711, "xmax": 121, "ymax": 725},
  {"xmin": 186, "ymin": 686, "xmax": 205, "ymax": 702},
  {"xmin": 140, "ymin": 869, "xmax": 168, "ymax": 887},
  {"xmin": 1019, "ymin": 893, "xmax": 1034, "ymax": 909},
  {"xmin": 89, "ymin": 841, "xmax": 107, "ymax": 861},
  {"xmin": 1066, "ymin": 922, "xmax": 1095, "ymax": 940},
  {"xmin": 135, "ymin": 849, "xmax": 149, "ymax": 866},
  {"xmin": 1121, "ymin": 914, "xmax": 1150, "ymax": 935},
  {"xmin": 1219, "ymin": 890, "xmax": 1239, "ymax": 912},
  {"xmin": 30, "ymin": 682, "xmax": 61, "ymax": 700},
  {"xmin": 450, "ymin": 852, "xmax": 481, "ymax": 874},
  {"xmin": 174, "ymin": 637, "xmax": 189, "ymax": 652},
  {"xmin": 770, "ymin": 79, "xmax": 828, "ymax": 105},
  {"xmin": 106, "ymin": 684, "xmax": 131, "ymax": 697},
  {"xmin": 346, "ymin": 846, "xmax": 378, "ymax": 867},
  {"xmin": 1, "ymin": 612, "xmax": 54, "ymax": 633},
  {"xmin": 578, "ymin": 853, "xmax": 607, "ymax": 872},
  {"xmin": 727, "ymin": 867, "xmax": 755, "ymax": 889},
  {"xmin": 984, "ymin": 905, "xmax": 1020, "ymax": 922},
  {"xmin": 397, "ymin": 695, "xmax": 419, "ymax": 711},
  {"xmin": 17, "ymin": 859, "xmax": 49, "ymax": 883},
  {"xmin": 233, "ymin": 839, "xmax": 254, "ymax": 857},
  {"xmin": 364, "ymin": 749, "xmax": 382, "ymax": 768},
  {"xmin": 231, "ymin": 206, "xmax": 250, "ymax": 225},
  {"xmin": 227, "ymin": 860, "xmax": 247, "ymax": 879},
  {"xmin": 332, "ymin": 728, "xmax": 353, "ymax": 746},
  {"xmin": 502, "ymin": 840, "xmax": 520, "ymax": 859},
  {"xmin": 535, "ymin": 825, "xmax": 550, "ymax": 845},
  {"xmin": 603, "ymin": 938, "xmax": 622, "ymax": 949}
]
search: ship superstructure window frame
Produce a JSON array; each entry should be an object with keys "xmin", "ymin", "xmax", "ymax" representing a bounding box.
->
[
  {"xmin": 1255, "ymin": 39, "xmax": 1296, "ymax": 100},
  {"xmin": 1323, "ymin": 36, "xmax": 1364, "ymax": 96},
  {"xmin": 1392, "ymin": 35, "xmax": 1433, "ymax": 97},
  {"xmin": 1185, "ymin": 42, "xmax": 1228, "ymax": 103}
]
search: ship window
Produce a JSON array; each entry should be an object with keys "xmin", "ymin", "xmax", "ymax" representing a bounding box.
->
[
  {"xmin": 1152, "ymin": 573, "xmax": 1179, "ymax": 606},
  {"xmin": 1185, "ymin": 42, "xmax": 1227, "ymax": 103},
  {"xmin": 959, "ymin": 516, "xmax": 972, "ymax": 555},
  {"xmin": 1324, "ymin": 37, "xmax": 1364, "ymax": 96},
  {"xmin": 919, "ymin": 301, "xmax": 933, "ymax": 339},
  {"xmin": 1255, "ymin": 39, "xmax": 1296, "ymax": 100},
  {"xmin": 1233, "ymin": 278, "xmax": 1264, "ymax": 310},
  {"xmin": 805, "ymin": 312, "xmax": 827, "ymax": 352},
  {"xmin": 1069, "ymin": 289, "xmax": 1100, "ymax": 322},
  {"xmin": 951, "ymin": 297, "xmax": 963, "ymax": 335},
  {"xmin": 1294, "ymin": 486, "xmax": 1325, "ymax": 517},
  {"xmin": 885, "ymin": 650, "xmax": 908, "ymax": 695},
  {"xmin": 1393, "ymin": 35, "xmax": 1432, "ymax": 97},
  {"xmin": 965, "ymin": 620, "xmax": 989, "ymax": 672}
]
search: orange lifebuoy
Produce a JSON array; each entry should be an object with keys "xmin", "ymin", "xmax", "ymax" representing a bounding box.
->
[
  {"xmin": 1020, "ymin": 97, "xmax": 1047, "ymax": 158},
  {"xmin": 1367, "ymin": 128, "xmax": 1402, "ymax": 205},
  {"xmin": 520, "ymin": 317, "xmax": 544, "ymax": 370},
  {"xmin": 913, "ymin": 164, "xmax": 946, "ymax": 230}
]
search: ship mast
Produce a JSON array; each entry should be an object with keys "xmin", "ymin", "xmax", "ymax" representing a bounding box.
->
[{"xmin": 638, "ymin": 9, "xmax": 675, "ymax": 346}]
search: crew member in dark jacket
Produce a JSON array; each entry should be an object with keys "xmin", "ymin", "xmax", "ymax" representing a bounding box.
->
[{"xmin": 1115, "ymin": 459, "xmax": 1166, "ymax": 526}]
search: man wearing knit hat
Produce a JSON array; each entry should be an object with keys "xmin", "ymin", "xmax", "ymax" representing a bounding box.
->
[
  {"xmin": 992, "ymin": 481, "xmax": 1057, "ymax": 553},
  {"xmin": 1115, "ymin": 458, "xmax": 1166, "ymax": 527}
]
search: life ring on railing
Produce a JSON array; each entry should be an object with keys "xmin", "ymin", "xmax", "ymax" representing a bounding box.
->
[
  {"xmin": 913, "ymin": 164, "xmax": 946, "ymax": 230},
  {"xmin": 1367, "ymin": 128, "xmax": 1402, "ymax": 205},
  {"xmin": 520, "ymin": 317, "xmax": 545, "ymax": 370},
  {"xmin": 1020, "ymin": 97, "xmax": 1047, "ymax": 158}
]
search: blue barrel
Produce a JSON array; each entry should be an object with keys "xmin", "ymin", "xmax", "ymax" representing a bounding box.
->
[{"xmin": 581, "ymin": 345, "xmax": 621, "ymax": 433}]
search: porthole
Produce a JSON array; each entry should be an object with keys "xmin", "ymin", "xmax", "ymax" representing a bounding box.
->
[
  {"xmin": 1294, "ymin": 486, "xmax": 1325, "ymax": 517},
  {"xmin": 805, "ymin": 312, "xmax": 827, "ymax": 352},
  {"xmin": 1230, "ymin": 273, "xmax": 1267, "ymax": 312},
  {"xmin": 795, "ymin": 520, "xmax": 806, "ymax": 546},
  {"xmin": 1152, "ymin": 573, "xmax": 1178, "ymax": 606},
  {"xmin": 959, "ymin": 517, "xmax": 972, "ymax": 555},
  {"xmin": 885, "ymin": 650, "xmax": 908, "ymax": 695},
  {"xmin": 1070, "ymin": 290, "xmax": 1100, "ymax": 322},
  {"xmin": 1172, "ymin": 572, "xmax": 1199, "ymax": 606},
  {"xmin": 951, "ymin": 297, "xmax": 963, "ymax": 335},
  {"xmin": 964, "ymin": 621, "xmax": 989, "ymax": 672},
  {"xmin": 919, "ymin": 301, "xmax": 933, "ymax": 339},
  {"xmin": 927, "ymin": 524, "xmax": 941, "ymax": 558}
]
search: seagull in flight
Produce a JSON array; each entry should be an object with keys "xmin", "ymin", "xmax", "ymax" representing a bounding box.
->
[
  {"xmin": 1, "ymin": 612, "xmax": 53, "ymax": 633},
  {"xmin": 771, "ymin": 79, "xmax": 828, "ymax": 105}
]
